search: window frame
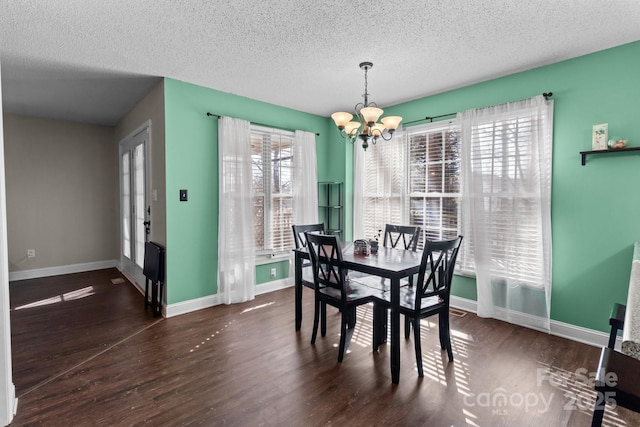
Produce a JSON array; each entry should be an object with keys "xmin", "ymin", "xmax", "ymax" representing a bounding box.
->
[
  {"xmin": 406, "ymin": 121, "xmax": 462, "ymax": 246},
  {"xmin": 250, "ymin": 125, "xmax": 295, "ymax": 256}
]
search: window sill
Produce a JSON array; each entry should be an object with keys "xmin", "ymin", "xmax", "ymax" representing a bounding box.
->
[
  {"xmin": 255, "ymin": 252, "xmax": 291, "ymax": 265},
  {"xmin": 455, "ymin": 269, "xmax": 476, "ymax": 279}
]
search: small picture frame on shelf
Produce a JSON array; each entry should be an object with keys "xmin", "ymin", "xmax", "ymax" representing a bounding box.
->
[{"xmin": 592, "ymin": 123, "xmax": 608, "ymax": 151}]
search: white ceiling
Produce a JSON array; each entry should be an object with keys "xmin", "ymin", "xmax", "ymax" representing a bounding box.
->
[{"xmin": 1, "ymin": 0, "xmax": 640, "ymax": 126}]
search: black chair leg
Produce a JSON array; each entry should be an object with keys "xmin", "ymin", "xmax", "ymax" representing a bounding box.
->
[
  {"xmin": 442, "ymin": 315, "xmax": 453, "ymax": 361},
  {"xmin": 338, "ymin": 314, "xmax": 348, "ymax": 363},
  {"xmin": 439, "ymin": 314, "xmax": 446, "ymax": 350},
  {"xmin": 607, "ymin": 326, "xmax": 619, "ymax": 349},
  {"xmin": 311, "ymin": 299, "xmax": 320, "ymax": 344},
  {"xmin": 404, "ymin": 315, "xmax": 411, "ymax": 339},
  {"xmin": 144, "ymin": 279, "xmax": 149, "ymax": 310},
  {"xmin": 347, "ymin": 306, "xmax": 357, "ymax": 329},
  {"xmin": 413, "ymin": 317, "xmax": 423, "ymax": 377},
  {"xmin": 321, "ymin": 302, "xmax": 327, "ymax": 337},
  {"xmin": 591, "ymin": 392, "xmax": 605, "ymax": 427},
  {"xmin": 155, "ymin": 281, "xmax": 163, "ymax": 317},
  {"xmin": 372, "ymin": 304, "xmax": 383, "ymax": 351}
]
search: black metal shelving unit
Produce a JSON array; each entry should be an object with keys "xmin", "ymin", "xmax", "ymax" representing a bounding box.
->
[{"xmin": 318, "ymin": 182, "xmax": 343, "ymax": 238}]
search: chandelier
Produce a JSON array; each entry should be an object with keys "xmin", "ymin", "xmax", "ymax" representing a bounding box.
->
[{"xmin": 331, "ymin": 62, "xmax": 402, "ymax": 151}]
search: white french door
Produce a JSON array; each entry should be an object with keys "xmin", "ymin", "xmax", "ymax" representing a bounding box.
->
[{"xmin": 120, "ymin": 124, "xmax": 149, "ymax": 287}]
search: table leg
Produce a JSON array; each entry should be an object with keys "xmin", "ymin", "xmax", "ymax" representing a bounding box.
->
[
  {"xmin": 295, "ymin": 252, "xmax": 302, "ymax": 331},
  {"xmin": 391, "ymin": 277, "xmax": 400, "ymax": 384},
  {"xmin": 372, "ymin": 303, "xmax": 388, "ymax": 351}
]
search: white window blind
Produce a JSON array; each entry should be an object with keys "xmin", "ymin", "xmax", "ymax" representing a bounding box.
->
[
  {"xmin": 464, "ymin": 109, "xmax": 548, "ymax": 287},
  {"xmin": 360, "ymin": 135, "xmax": 406, "ymax": 241},
  {"xmin": 251, "ymin": 126, "xmax": 295, "ymax": 253},
  {"xmin": 407, "ymin": 123, "xmax": 461, "ymax": 250}
]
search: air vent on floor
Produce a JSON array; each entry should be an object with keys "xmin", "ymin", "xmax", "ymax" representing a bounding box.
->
[
  {"xmin": 111, "ymin": 278, "xmax": 126, "ymax": 284},
  {"xmin": 450, "ymin": 308, "xmax": 467, "ymax": 317}
]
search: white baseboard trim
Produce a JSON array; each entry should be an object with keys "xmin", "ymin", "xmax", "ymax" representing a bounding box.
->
[
  {"xmin": 450, "ymin": 295, "xmax": 618, "ymax": 349},
  {"xmin": 255, "ymin": 278, "xmax": 292, "ymax": 295},
  {"xmin": 450, "ymin": 295, "xmax": 478, "ymax": 314},
  {"xmin": 12, "ymin": 393, "xmax": 17, "ymax": 421},
  {"xmin": 164, "ymin": 279, "xmax": 293, "ymax": 318},
  {"xmin": 550, "ymin": 318, "xmax": 620, "ymax": 349},
  {"xmin": 9, "ymin": 260, "xmax": 119, "ymax": 282},
  {"xmin": 165, "ymin": 294, "xmax": 220, "ymax": 318}
]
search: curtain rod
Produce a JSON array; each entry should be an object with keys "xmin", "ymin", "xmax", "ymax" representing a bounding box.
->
[
  {"xmin": 402, "ymin": 92, "xmax": 553, "ymax": 127},
  {"xmin": 206, "ymin": 112, "xmax": 320, "ymax": 136}
]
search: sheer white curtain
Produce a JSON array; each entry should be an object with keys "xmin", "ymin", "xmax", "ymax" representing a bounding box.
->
[
  {"xmin": 459, "ymin": 95, "xmax": 554, "ymax": 332},
  {"xmin": 218, "ymin": 117, "xmax": 256, "ymax": 304},
  {"xmin": 292, "ymin": 130, "xmax": 319, "ymax": 225},
  {"xmin": 289, "ymin": 130, "xmax": 319, "ymax": 276},
  {"xmin": 353, "ymin": 133, "xmax": 405, "ymax": 241}
]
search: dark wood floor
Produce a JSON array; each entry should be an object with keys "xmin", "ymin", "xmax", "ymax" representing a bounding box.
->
[{"xmin": 8, "ymin": 268, "xmax": 640, "ymax": 426}]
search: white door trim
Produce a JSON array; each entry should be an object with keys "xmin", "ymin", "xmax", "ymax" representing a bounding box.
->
[
  {"xmin": 118, "ymin": 120, "xmax": 151, "ymax": 288},
  {"xmin": 0, "ymin": 64, "xmax": 17, "ymax": 425}
]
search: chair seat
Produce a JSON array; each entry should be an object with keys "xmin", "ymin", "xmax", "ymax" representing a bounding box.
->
[
  {"xmin": 376, "ymin": 284, "xmax": 445, "ymax": 312},
  {"xmin": 319, "ymin": 279, "xmax": 376, "ymax": 303}
]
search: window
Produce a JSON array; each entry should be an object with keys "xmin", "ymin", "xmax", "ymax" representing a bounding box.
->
[
  {"xmin": 360, "ymin": 122, "xmax": 464, "ymax": 256},
  {"xmin": 360, "ymin": 135, "xmax": 405, "ymax": 241},
  {"xmin": 359, "ymin": 97, "xmax": 552, "ymax": 291},
  {"xmin": 251, "ymin": 126, "xmax": 295, "ymax": 253},
  {"xmin": 461, "ymin": 103, "xmax": 552, "ymax": 288},
  {"xmin": 407, "ymin": 123, "xmax": 461, "ymax": 246}
]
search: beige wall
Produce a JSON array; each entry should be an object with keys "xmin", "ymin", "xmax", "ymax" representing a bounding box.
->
[
  {"xmin": 3, "ymin": 114, "xmax": 118, "ymax": 272},
  {"xmin": 114, "ymin": 80, "xmax": 166, "ymax": 248}
]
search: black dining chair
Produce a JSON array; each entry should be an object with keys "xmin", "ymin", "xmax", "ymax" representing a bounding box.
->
[
  {"xmin": 292, "ymin": 223, "xmax": 325, "ymax": 288},
  {"xmin": 292, "ymin": 223, "xmax": 328, "ymax": 332},
  {"xmin": 359, "ymin": 224, "xmax": 422, "ymax": 295},
  {"xmin": 376, "ymin": 236, "xmax": 463, "ymax": 377},
  {"xmin": 305, "ymin": 232, "xmax": 378, "ymax": 362},
  {"xmin": 292, "ymin": 223, "xmax": 325, "ymax": 251},
  {"xmin": 383, "ymin": 224, "xmax": 421, "ymax": 251}
]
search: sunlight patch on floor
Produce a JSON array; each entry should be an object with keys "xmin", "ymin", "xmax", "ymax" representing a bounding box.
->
[
  {"xmin": 241, "ymin": 301, "xmax": 275, "ymax": 314},
  {"xmin": 537, "ymin": 362, "xmax": 628, "ymax": 427},
  {"xmin": 13, "ymin": 286, "xmax": 95, "ymax": 311},
  {"xmin": 189, "ymin": 320, "xmax": 234, "ymax": 353}
]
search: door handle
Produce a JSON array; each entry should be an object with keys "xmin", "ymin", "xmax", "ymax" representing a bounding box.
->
[{"xmin": 143, "ymin": 220, "xmax": 151, "ymax": 235}]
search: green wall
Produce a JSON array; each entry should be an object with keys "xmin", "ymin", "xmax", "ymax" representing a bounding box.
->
[
  {"xmin": 255, "ymin": 260, "xmax": 290, "ymax": 283},
  {"xmin": 164, "ymin": 78, "xmax": 330, "ymax": 304},
  {"xmin": 377, "ymin": 41, "xmax": 640, "ymax": 332},
  {"xmin": 164, "ymin": 41, "xmax": 640, "ymax": 334}
]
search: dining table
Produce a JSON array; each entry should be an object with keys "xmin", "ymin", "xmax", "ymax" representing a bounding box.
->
[{"xmin": 294, "ymin": 241, "xmax": 422, "ymax": 384}]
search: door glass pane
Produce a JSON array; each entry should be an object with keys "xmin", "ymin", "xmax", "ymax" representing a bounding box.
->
[
  {"xmin": 122, "ymin": 153, "xmax": 131, "ymax": 259},
  {"xmin": 134, "ymin": 144, "xmax": 145, "ymax": 268}
]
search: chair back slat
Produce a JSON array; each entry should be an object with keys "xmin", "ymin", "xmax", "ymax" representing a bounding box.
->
[
  {"xmin": 415, "ymin": 236, "xmax": 463, "ymax": 310},
  {"xmin": 305, "ymin": 232, "xmax": 347, "ymax": 301},
  {"xmin": 292, "ymin": 223, "xmax": 325, "ymax": 249},
  {"xmin": 383, "ymin": 224, "xmax": 421, "ymax": 251}
]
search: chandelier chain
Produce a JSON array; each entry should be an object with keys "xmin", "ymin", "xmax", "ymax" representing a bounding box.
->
[{"xmin": 363, "ymin": 66, "xmax": 368, "ymax": 106}]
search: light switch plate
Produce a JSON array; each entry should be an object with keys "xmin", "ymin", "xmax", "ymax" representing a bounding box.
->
[{"xmin": 180, "ymin": 189, "xmax": 188, "ymax": 201}]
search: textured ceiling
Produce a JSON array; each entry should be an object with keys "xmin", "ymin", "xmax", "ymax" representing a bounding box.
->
[{"xmin": 1, "ymin": 0, "xmax": 640, "ymax": 126}]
